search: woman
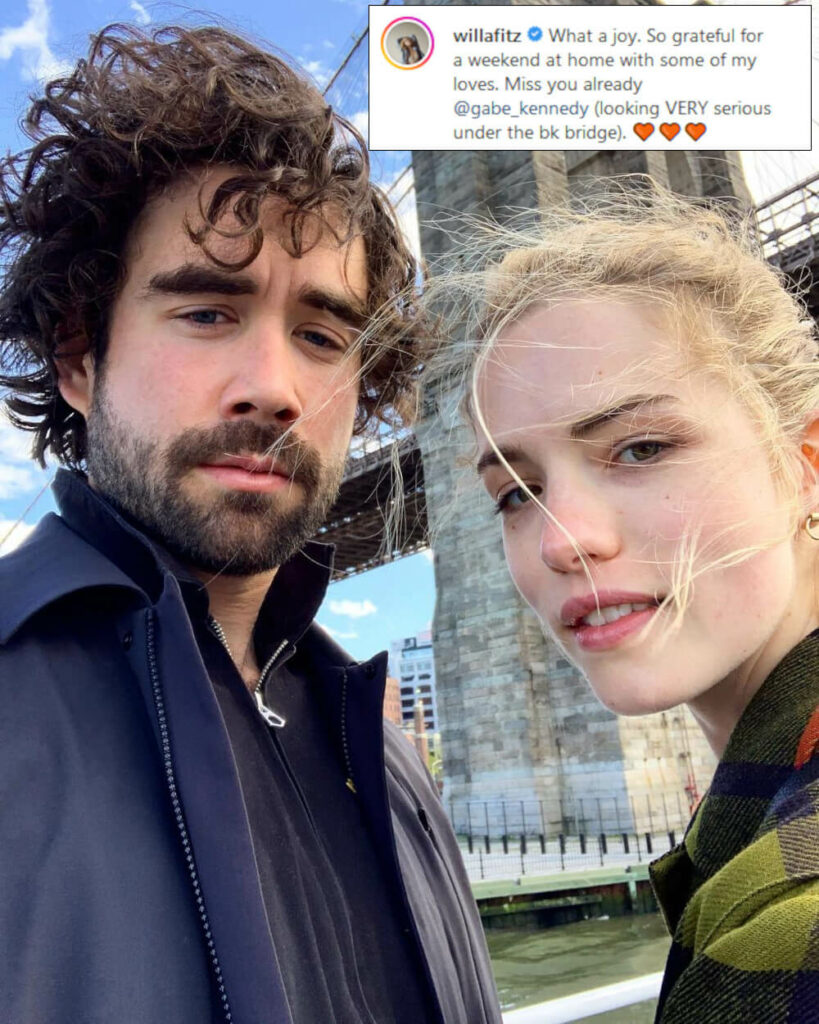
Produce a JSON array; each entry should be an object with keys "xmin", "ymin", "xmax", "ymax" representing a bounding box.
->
[{"xmin": 430, "ymin": 187, "xmax": 819, "ymax": 1022}]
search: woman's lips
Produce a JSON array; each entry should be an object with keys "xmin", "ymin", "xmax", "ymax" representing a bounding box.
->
[
  {"xmin": 560, "ymin": 591, "xmax": 661, "ymax": 626},
  {"xmin": 197, "ymin": 464, "xmax": 293, "ymax": 493},
  {"xmin": 571, "ymin": 606, "xmax": 659, "ymax": 652}
]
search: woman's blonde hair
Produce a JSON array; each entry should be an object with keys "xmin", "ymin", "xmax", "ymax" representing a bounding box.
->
[{"xmin": 418, "ymin": 179, "xmax": 819, "ymax": 641}]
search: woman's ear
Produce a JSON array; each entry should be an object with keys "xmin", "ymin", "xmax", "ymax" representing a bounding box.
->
[
  {"xmin": 54, "ymin": 332, "xmax": 95, "ymax": 418},
  {"xmin": 801, "ymin": 417, "xmax": 819, "ymax": 466}
]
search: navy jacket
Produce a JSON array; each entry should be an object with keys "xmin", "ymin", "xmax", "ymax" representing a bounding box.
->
[{"xmin": 0, "ymin": 471, "xmax": 500, "ymax": 1024}]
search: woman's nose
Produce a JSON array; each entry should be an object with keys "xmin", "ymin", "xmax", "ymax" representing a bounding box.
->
[{"xmin": 539, "ymin": 493, "xmax": 621, "ymax": 574}]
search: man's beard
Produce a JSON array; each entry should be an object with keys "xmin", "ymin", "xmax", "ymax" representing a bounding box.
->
[{"xmin": 84, "ymin": 386, "xmax": 346, "ymax": 576}]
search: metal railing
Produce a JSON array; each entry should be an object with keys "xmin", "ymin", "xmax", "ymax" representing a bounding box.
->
[
  {"xmin": 461, "ymin": 831, "xmax": 678, "ymax": 882},
  {"xmin": 446, "ymin": 795, "xmax": 692, "ymax": 880},
  {"xmin": 448, "ymin": 793, "xmax": 693, "ymax": 844},
  {"xmin": 755, "ymin": 171, "xmax": 819, "ymax": 274},
  {"xmin": 502, "ymin": 972, "xmax": 663, "ymax": 1024}
]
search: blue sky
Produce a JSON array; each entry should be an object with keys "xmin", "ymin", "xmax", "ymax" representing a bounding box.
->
[{"xmin": 0, "ymin": 0, "xmax": 816, "ymax": 661}]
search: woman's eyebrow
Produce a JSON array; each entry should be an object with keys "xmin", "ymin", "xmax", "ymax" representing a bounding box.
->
[
  {"xmin": 569, "ymin": 394, "xmax": 679, "ymax": 440},
  {"xmin": 476, "ymin": 443, "xmax": 528, "ymax": 477}
]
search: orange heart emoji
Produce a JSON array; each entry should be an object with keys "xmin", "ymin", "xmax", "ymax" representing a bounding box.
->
[
  {"xmin": 685, "ymin": 122, "xmax": 706, "ymax": 141},
  {"xmin": 633, "ymin": 123, "xmax": 654, "ymax": 141},
  {"xmin": 660, "ymin": 123, "xmax": 680, "ymax": 141}
]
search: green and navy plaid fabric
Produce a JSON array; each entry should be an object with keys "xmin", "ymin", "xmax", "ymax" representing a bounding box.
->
[{"xmin": 650, "ymin": 630, "xmax": 819, "ymax": 1023}]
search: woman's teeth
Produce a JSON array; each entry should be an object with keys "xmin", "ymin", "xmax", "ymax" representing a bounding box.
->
[{"xmin": 580, "ymin": 602, "xmax": 653, "ymax": 627}]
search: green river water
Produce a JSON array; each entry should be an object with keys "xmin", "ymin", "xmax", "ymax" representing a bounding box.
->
[{"xmin": 487, "ymin": 913, "xmax": 670, "ymax": 1022}]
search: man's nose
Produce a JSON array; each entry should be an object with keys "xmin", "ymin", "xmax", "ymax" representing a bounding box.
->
[
  {"xmin": 218, "ymin": 324, "xmax": 303, "ymax": 425},
  {"xmin": 538, "ymin": 488, "xmax": 621, "ymax": 574}
]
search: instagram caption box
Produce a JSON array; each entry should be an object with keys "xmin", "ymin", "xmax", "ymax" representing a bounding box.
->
[{"xmin": 369, "ymin": 4, "xmax": 811, "ymax": 152}]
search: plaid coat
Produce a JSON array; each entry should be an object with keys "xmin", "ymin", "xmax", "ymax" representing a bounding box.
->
[{"xmin": 649, "ymin": 629, "xmax": 819, "ymax": 1023}]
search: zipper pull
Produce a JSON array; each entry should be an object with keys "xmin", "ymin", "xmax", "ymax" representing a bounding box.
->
[
  {"xmin": 345, "ymin": 778, "xmax": 357, "ymax": 794},
  {"xmin": 254, "ymin": 689, "xmax": 286, "ymax": 729},
  {"xmin": 252, "ymin": 638, "xmax": 290, "ymax": 729}
]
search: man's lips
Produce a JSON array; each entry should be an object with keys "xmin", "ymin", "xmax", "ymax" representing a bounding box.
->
[
  {"xmin": 559, "ymin": 590, "xmax": 662, "ymax": 627},
  {"xmin": 197, "ymin": 455, "xmax": 295, "ymax": 493},
  {"xmin": 200, "ymin": 455, "xmax": 291, "ymax": 477}
]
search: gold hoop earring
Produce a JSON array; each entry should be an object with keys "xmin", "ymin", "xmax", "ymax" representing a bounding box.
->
[{"xmin": 804, "ymin": 513, "xmax": 819, "ymax": 540}]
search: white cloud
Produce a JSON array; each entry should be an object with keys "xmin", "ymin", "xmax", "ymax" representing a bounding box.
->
[
  {"xmin": 0, "ymin": 419, "xmax": 33, "ymax": 463},
  {"xmin": 0, "ymin": 463, "xmax": 36, "ymax": 499},
  {"xmin": 129, "ymin": 1, "xmax": 151, "ymax": 26},
  {"xmin": 348, "ymin": 109, "xmax": 368, "ymax": 140},
  {"xmin": 0, "ymin": 417, "xmax": 53, "ymax": 529},
  {"xmin": 0, "ymin": 518, "xmax": 36, "ymax": 555},
  {"xmin": 328, "ymin": 598, "xmax": 377, "ymax": 620},
  {"xmin": 0, "ymin": 0, "xmax": 72, "ymax": 82},
  {"xmin": 319, "ymin": 624, "xmax": 359, "ymax": 641},
  {"xmin": 302, "ymin": 59, "xmax": 330, "ymax": 89},
  {"xmin": 378, "ymin": 164, "xmax": 409, "ymax": 192},
  {"xmin": 421, "ymin": 548, "xmax": 434, "ymax": 563}
]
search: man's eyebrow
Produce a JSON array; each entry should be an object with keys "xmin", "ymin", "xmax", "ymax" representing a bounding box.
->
[
  {"xmin": 140, "ymin": 267, "xmax": 368, "ymax": 331},
  {"xmin": 476, "ymin": 444, "xmax": 528, "ymax": 477},
  {"xmin": 569, "ymin": 394, "xmax": 678, "ymax": 440},
  {"xmin": 142, "ymin": 264, "xmax": 258, "ymax": 297},
  {"xmin": 296, "ymin": 286, "xmax": 368, "ymax": 333}
]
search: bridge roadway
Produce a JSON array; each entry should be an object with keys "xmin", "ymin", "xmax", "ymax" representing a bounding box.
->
[
  {"xmin": 320, "ymin": 173, "xmax": 819, "ymax": 578},
  {"xmin": 316, "ymin": 436, "xmax": 428, "ymax": 579}
]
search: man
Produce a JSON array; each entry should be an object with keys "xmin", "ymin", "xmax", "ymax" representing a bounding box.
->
[{"xmin": 0, "ymin": 24, "xmax": 500, "ymax": 1024}]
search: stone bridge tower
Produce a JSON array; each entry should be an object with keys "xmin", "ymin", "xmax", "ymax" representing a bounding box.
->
[{"xmin": 411, "ymin": 0, "xmax": 749, "ymax": 833}]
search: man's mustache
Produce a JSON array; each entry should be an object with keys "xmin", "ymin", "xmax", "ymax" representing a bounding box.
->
[{"xmin": 165, "ymin": 422, "xmax": 324, "ymax": 487}]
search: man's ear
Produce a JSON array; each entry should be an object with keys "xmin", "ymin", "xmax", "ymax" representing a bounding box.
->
[{"xmin": 54, "ymin": 333, "xmax": 95, "ymax": 418}]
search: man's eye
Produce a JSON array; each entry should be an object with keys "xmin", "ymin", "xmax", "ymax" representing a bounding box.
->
[
  {"xmin": 176, "ymin": 309, "xmax": 229, "ymax": 327},
  {"xmin": 298, "ymin": 327, "xmax": 344, "ymax": 351},
  {"xmin": 494, "ymin": 484, "xmax": 541, "ymax": 516}
]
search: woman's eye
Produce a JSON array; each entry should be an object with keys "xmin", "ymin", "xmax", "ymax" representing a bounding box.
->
[
  {"xmin": 616, "ymin": 440, "xmax": 667, "ymax": 465},
  {"xmin": 494, "ymin": 484, "xmax": 541, "ymax": 516}
]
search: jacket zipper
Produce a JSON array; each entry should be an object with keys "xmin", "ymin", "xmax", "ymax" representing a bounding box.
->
[
  {"xmin": 146, "ymin": 610, "xmax": 232, "ymax": 1023},
  {"xmin": 341, "ymin": 671, "xmax": 446, "ymax": 1024},
  {"xmin": 208, "ymin": 615, "xmax": 287, "ymax": 728},
  {"xmin": 208, "ymin": 615, "xmax": 317, "ymax": 834},
  {"xmin": 253, "ymin": 639, "xmax": 289, "ymax": 728},
  {"xmin": 340, "ymin": 668, "xmax": 357, "ymax": 794}
]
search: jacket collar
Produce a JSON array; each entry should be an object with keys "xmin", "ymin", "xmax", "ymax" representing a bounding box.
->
[
  {"xmin": 0, "ymin": 470, "xmax": 161, "ymax": 644},
  {"xmin": 690, "ymin": 627, "xmax": 819, "ymax": 872},
  {"xmin": 652, "ymin": 627, "xmax": 819, "ymax": 926},
  {"xmin": 54, "ymin": 468, "xmax": 172, "ymax": 597},
  {"xmin": 250, "ymin": 541, "xmax": 332, "ymax": 664},
  {"xmin": 0, "ymin": 468, "xmax": 336, "ymax": 661}
]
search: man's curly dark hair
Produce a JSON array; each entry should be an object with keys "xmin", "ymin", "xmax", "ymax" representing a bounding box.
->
[{"xmin": 0, "ymin": 23, "xmax": 421, "ymax": 469}]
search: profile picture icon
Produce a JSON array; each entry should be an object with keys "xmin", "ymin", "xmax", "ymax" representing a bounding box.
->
[{"xmin": 381, "ymin": 18, "xmax": 434, "ymax": 70}]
